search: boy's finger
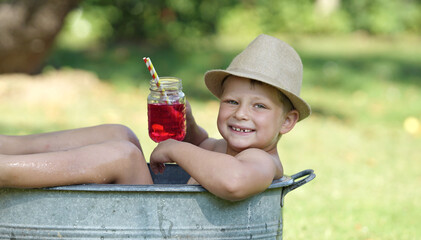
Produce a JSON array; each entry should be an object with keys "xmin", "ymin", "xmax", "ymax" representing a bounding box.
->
[
  {"xmin": 150, "ymin": 163, "xmax": 165, "ymax": 174},
  {"xmin": 158, "ymin": 163, "xmax": 165, "ymax": 173},
  {"xmin": 150, "ymin": 163, "xmax": 158, "ymax": 174}
]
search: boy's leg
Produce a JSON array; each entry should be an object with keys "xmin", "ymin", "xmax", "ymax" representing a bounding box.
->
[
  {"xmin": 0, "ymin": 140, "xmax": 153, "ymax": 188},
  {"xmin": 0, "ymin": 124, "xmax": 141, "ymax": 155}
]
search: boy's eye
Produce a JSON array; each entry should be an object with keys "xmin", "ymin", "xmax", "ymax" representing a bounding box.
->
[
  {"xmin": 225, "ymin": 100, "xmax": 238, "ymax": 105},
  {"xmin": 254, "ymin": 103, "xmax": 267, "ymax": 109}
]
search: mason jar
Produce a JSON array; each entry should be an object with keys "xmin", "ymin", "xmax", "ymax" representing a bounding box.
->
[{"xmin": 147, "ymin": 77, "xmax": 186, "ymax": 143}]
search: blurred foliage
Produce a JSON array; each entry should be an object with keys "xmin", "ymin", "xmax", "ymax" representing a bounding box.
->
[
  {"xmin": 56, "ymin": 0, "xmax": 421, "ymax": 50},
  {"xmin": 49, "ymin": 0, "xmax": 421, "ymax": 96},
  {"xmin": 57, "ymin": 0, "xmax": 237, "ymax": 50},
  {"xmin": 341, "ymin": 0, "xmax": 421, "ymax": 34}
]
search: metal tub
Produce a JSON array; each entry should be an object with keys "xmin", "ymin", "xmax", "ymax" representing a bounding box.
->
[{"xmin": 0, "ymin": 165, "xmax": 315, "ymax": 239}]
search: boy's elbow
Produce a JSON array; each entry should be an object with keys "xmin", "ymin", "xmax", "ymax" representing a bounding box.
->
[
  {"xmin": 216, "ymin": 169, "xmax": 274, "ymax": 201},
  {"xmin": 218, "ymin": 174, "xmax": 256, "ymax": 201},
  {"xmin": 0, "ymin": 175, "xmax": 7, "ymax": 188},
  {"xmin": 222, "ymin": 189, "xmax": 250, "ymax": 201},
  {"xmin": 0, "ymin": 164, "xmax": 13, "ymax": 187}
]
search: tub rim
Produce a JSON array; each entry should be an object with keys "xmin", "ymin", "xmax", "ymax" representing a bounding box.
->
[{"xmin": 41, "ymin": 175, "xmax": 293, "ymax": 193}]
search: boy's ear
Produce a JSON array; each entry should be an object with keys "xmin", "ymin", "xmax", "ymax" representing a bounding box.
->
[{"xmin": 280, "ymin": 110, "xmax": 299, "ymax": 135}]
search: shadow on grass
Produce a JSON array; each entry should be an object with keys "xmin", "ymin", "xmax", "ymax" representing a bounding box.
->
[
  {"xmin": 302, "ymin": 52, "xmax": 421, "ymax": 92},
  {"xmin": 47, "ymin": 43, "xmax": 421, "ymax": 93},
  {"xmin": 45, "ymin": 43, "xmax": 235, "ymax": 101},
  {"xmin": 45, "ymin": 43, "xmax": 420, "ymax": 122}
]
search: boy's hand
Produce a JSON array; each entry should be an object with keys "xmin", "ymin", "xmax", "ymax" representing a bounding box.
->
[
  {"xmin": 149, "ymin": 139, "xmax": 178, "ymax": 174},
  {"xmin": 183, "ymin": 100, "xmax": 209, "ymax": 146},
  {"xmin": 185, "ymin": 100, "xmax": 194, "ymax": 123}
]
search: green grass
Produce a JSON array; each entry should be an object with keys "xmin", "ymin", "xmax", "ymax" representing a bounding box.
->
[{"xmin": 1, "ymin": 35, "xmax": 420, "ymax": 239}]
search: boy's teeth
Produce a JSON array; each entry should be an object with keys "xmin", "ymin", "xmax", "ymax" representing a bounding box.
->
[{"xmin": 232, "ymin": 127, "xmax": 251, "ymax": 133}]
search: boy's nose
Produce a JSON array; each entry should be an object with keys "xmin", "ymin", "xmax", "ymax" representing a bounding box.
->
[{"xmin": 234, "ymin": 105, "xmax": 249, "ymax": 120}]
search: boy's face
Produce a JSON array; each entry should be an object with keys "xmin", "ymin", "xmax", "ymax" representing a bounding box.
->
[{"xmin": 217, "ymin": 76, "xmax": 290, "ymax": 155}]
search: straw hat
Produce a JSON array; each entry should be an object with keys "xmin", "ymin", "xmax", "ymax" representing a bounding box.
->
[{"xmin": 204, "ymin": 34, "xmax": 311, "ymax": 121}]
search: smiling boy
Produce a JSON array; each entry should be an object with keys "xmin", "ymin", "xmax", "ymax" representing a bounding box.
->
[{"xmin": 150, "ymin": 34, "xmax": 311, "ymax": 201}]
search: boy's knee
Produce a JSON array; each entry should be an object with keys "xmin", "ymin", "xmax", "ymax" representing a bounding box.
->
[
  {"xmin": 105, "ymin": 140, "xmax": 143, "ymax": 163},
  {"xmin": 102, "ymin": 140, "xmax": 151, "ymax": 184},
  {"xmin": 101, "ymin": 124, "xmax": 142, "ymax": 150}
]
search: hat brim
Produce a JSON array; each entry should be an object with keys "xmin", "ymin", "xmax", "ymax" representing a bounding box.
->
[{"xmin": 204, "ymin": 69, "xmax": 311, "ymax": 121}]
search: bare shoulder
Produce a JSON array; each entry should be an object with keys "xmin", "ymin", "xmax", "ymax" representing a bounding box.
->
[
  {"xmin": 198, "ymin": 138, "xmax": 227, "ymax": 153},
  {"xmin": 236, "ymin": 148, "xmax": 284, "ymax": 179}
]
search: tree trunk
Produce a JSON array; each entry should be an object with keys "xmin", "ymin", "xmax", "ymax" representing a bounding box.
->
[{"xmin": 0, "ymin": 0, "xmax": 80, "ymax": 74}]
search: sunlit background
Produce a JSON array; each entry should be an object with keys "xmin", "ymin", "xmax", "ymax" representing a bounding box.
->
[{"xmin": 0, "ymin": 0, "xmax": 420, "ymax": 239}]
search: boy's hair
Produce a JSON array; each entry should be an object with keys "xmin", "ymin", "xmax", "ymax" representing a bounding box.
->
[{"xmin": 249, "ymin": 79, "xmax": 294, "ymax": 113}]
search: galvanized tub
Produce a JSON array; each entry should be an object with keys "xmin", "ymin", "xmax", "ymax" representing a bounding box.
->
[{"xmin": 0, "ymin": 165, "xmax": 315, "ymax": 239}]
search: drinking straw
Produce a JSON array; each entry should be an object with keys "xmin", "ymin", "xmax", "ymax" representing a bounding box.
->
[{"xmin": 143, "ymin": 57, "xmax": 169, "ymax": 103}]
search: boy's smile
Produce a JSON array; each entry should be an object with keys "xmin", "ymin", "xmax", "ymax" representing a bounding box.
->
[
  {"xmin": 230, "ymin": 125, "xmax": 253, "ymax": 133},
  {"xmin": 217, "ymin": 76, "xmax": 287, "ymax": 155}
]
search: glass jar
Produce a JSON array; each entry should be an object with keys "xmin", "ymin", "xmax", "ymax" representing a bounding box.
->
[{"xmin": 147, "ymin": 77, "xmax": 186, "ymax": 143}]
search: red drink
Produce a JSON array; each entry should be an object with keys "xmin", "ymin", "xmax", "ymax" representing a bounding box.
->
[{"xmin": 148, "ymin": 103, "xmax": 186, "ymax": 142}]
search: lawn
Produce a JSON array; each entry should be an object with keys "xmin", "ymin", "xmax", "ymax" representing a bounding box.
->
[{"xmin": 0, "ymin": 35, "xmax": 420, "ymax": 239}]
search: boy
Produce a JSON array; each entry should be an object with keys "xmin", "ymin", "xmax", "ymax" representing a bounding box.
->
[
  {"xmin": 0, "ymin": 34, "xmax": 310, "ymax": 201},
  {"xmin": 150, "ymin": 34, "xmax": 310, "ymax": 200}
]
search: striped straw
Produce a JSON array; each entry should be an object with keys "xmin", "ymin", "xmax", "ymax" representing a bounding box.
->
[
  {"xmin": 143, "ymin": 57, "xmax": 169, "ymax": 103},
  {"xmin": 143, "ymin": 57, "xmax": 159, "ymax": 82}
]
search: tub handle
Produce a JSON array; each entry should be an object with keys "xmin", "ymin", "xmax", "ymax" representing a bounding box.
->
[{"xmin": 281, "ymin": 169, "xmax": 315, "ymax": 207}]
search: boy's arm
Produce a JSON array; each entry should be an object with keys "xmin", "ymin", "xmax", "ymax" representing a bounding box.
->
[{"xmin": 150, "ymin": 139, "xmax": 278, "ymax": 201}]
